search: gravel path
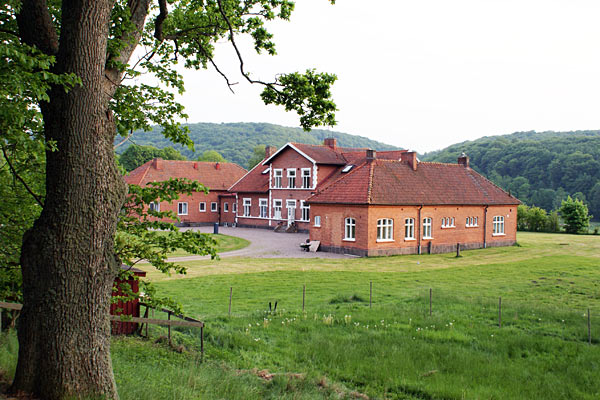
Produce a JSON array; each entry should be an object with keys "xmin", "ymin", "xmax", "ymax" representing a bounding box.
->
[{"xmin": 173, "ymin": 226, "xmax": 355, "ymax": 260}]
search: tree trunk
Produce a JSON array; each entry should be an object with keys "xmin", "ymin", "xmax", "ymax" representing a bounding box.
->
[{"xmin": 11, "ymin": 1, "xmax": 127, "ymax": 399}]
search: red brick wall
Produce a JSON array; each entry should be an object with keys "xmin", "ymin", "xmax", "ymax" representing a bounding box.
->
[
  {"xmin": 270, "ymin": 147, "xmax": 314, "ymax": 189},
  {"xmin": 154, "ymin": 190, "xmax": 225, "ymax": 225},
  {"xmin": 235, "ymin": 193, "xmax": 270, "ymax": 227},
  {"xmin": 219, "ymin": 196, "xmax": 236, "ymax": 225},
  {"xmin": 310, "ymin": 203, "xmax": 517, "ymax": 256}
]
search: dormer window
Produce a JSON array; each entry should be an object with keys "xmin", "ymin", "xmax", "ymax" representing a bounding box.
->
[{"xmin": 262, "ymin": 167, "xmax": 270, "ymax": 175}]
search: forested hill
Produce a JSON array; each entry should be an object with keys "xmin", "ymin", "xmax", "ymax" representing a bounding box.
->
[
  {"xmin": 115, "ymin": 122, "xmax": 399, "ymax": 167},
  {"xmin": 421, "ymin": 130, "xmax": 600, "ymax": 219}
]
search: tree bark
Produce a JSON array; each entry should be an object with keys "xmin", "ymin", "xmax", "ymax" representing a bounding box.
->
[{"xmin": 11, "ymin": 1, "xmax": 127, "ymax": 399}]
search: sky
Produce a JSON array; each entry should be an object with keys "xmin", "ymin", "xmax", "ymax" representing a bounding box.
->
[{"xmin": 168, "ymin": 0, "xmax": 600, "ymax": 153}]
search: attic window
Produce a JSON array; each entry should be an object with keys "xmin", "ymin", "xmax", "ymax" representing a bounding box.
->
[
  {"xmin": 342, "ymin": 165, "xmax": 354, "ymax": 173},
  {"xmin": 262, "ymin": 167, "xmax": 270, "ymax": 175}
]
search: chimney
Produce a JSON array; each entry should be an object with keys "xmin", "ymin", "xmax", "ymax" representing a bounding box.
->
[
  {"xmin": 458, "ymin": 152, "xmax": 469, "ymax": 168},
  {"xmin": 152, "ymin": 158, "xmax": 162, "ymax": 170},
  {"xmin": 324, "ymin": 138, "xmax": 337, "ymax": 149},
  {"xmin": 366, "ymin": 149, "xmax": 376, "ymax": 161},
  {"xmin": 265, "ymin": 145, "xmax": 277, "ymax": 158},
  {"xmin": 215, "ymin": 162, "xmax": 220, "ymax": 170},
  {"xmin": 401, "ymin": 151, "xmax": 417, "ymax": 171}
]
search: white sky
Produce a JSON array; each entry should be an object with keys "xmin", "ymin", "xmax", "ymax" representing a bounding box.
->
[{"xmin": 170, "ymin": 0, "xmax": 600, "ymax": 153}]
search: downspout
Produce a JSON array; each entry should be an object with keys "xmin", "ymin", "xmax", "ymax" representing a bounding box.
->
[
  {"xmin": 483, "ymin": 205, "xmax": 489, "ymax": 248},
  {"xmin": 417, "ymin": 205, "xmax": 423, "ymax": 255}
]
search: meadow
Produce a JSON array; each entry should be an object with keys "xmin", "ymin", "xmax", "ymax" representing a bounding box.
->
[{"xmin": 1, "ymin": 232, "xmax": 599, "ymax": 399}]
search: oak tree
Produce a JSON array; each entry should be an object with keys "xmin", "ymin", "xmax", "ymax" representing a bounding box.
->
[{"xmin": 3, "ymin": 1, "xmax": 336, "ymax": 399}]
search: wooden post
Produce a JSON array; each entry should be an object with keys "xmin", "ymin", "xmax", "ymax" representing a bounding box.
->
[
  {"xmin": 369, "ymin": 281, "xmax": 373, "ymax": 309},
  {"xmin": 228, "ymin": 287, "xmax": 233, "ymax": 317},
  {"xmin": 167, "ymin": 311, "xmax": 171, "ymax": 345},
  {"xmin": 302, "ymin": 285, "xmax": 306, "ymax": 312},
  {"xmin": 456, "ymin": 243, "xmax": 460, "ymax": 257},
  {"xmin": 588, "ymin": 308, "xmax": 592, "ymax": 345},
  {"xmin": 144, "ymin": 305, "xmax": 149, "ymax": 338},
  {"xmin": 429, "ymin": 288, "xmax": 432, "ymax": 316},
  {"xmin": 498, "ymin": 297, "xmax": 502, "ymax": 328},
  {"xmin": 200, "ymin": 325, "xmax": 204, "ymax": 360}
]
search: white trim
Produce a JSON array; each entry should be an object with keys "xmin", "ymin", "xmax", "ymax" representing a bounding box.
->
[
  {"xmin": 314, "ymin": 215, "xmax": 321, "ymax": 227},
  {"xmin": 223, "ymin": 202, "xmax": 229, "ymax": 213},
  {"xmin": 301, "ymin": 168, "xmax": 312, "ymax": 189},
  {"xmin": 211, "ymin": 202, "xmax": 218, "ymax": 212},
  {"xmin": 262, "ymin": 142, "xmax": 317, "ymax": 165},
  {"xmin": 273, "ymin": 168, "xmax": 283, "ymax": 188},
  {"xmin": 492, "ymin": 233, "xmax": 506, "ymax": 237},
  {"xmin": 199, "ymin": 202, "xmax": 206, "ymax": 212},
  {"xmin": 259, "ymin": 198, "xmax": 268, "ymax": 218},
  {"xmin": 177, "ymin": 202, "xmax": 188, "ymax": 216}
]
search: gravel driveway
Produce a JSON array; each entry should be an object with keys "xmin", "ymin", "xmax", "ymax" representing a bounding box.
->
[{"xmin": 175, "ymin": 226, "xmax": 354, "ymax": 260}]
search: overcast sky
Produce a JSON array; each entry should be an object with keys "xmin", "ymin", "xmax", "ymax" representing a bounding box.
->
[{"xmin": 168, "ymin": 0, "xmax": 600, "ymax": 153}]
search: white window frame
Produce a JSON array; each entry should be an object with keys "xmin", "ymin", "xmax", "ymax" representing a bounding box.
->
[
  {"xmin": 377, "ymin": 218, "xmax": 394, "ymax": 242},
  {"xmin": 149, "ymin": 202, "xmax": 160, "ymax": 212},
  {"xmin": 300, "ymin": 201, "xmax": 310, "ymax": 221},
  {"xmin": 232, "ymin": 203, "xmax": 237, "ymax": 214},
  {"xmin": 178, "ymin": 202, "xmax": 188, "ymax": 216},
  {"xmin": 259, "ymin": 198, "xmax": 268, "ymax": 218},
  {"xmin": 243, "ymin": 198, "xmax": 251, "ymax": 217},
  {"xmin": 344, "ymin": 217, "xmax": 356, "ymax": 241},
  {"xmin": 273, "ymin": 169, "xmax": 283, "ymax": 188},
  {"xmin": 466, "ymin": 216, "xmax": 479, "ymax": 227},
  {"xmin": 404, "ymin": 218, "xmax": 415, "ymax": 240},
  {"xmin": 422, "ymin": 217, "xmax": 432, "ymax": 239},
  {"xmin": 199, "ymin": 202, "xmax": 206, "ymax": 212},
  {"xmin": 493, "ymin": 216, "xmax": 505, "ymax": 235},
  {"xmin": 442, "ymin": 217, "xmax": 455, "ymax": 228},
  {"xmin": 273, "ymin": 199, "xmax": 282, "ymax": 219},
  {"xmin": 301, "ymin": 168, "xmax": 311, "ymax": 188},
  {"xmin": 211, "ymin": 202, "xmax": 218, "ymax": 212},
  {"xmin": 223, "ymin": 202, "xmax": 229, "ymax": 213},
  {"xmin": 287, "ymin": 168, "xmax": 296, "ymax": 188},
  {"xmin": 314, "ymin": 215, "xmax": 321, "ymax": 227}
]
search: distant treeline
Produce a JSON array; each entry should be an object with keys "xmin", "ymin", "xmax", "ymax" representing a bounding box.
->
[
  {"xmin": 422, "ymin": 130, "xmax": 600, "ymax": 220},
  {"xmin": 114, "ymin": 122, "xmax": 400, "ymax": 169}
]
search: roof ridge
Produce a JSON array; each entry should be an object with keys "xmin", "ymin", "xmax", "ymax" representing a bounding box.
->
[
  {"xmin": 228, "ymin": 156, "xmax": 268, "ymax": 192},
  {"xmin": 367, "ymin": 162, "xmax": 375, "ymax": 204},
  {"xmin": 135, "ymin": 160, "xmax": 152, "ymax": 186}
]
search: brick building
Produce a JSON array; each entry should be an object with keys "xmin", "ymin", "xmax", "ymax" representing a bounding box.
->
[
  {"xmin": 307, "ymin": 152, "xmax": 520, "ymax": 256},
  {"xmin": 229, "ymin": 139, "xmax": 407, "ymax": 232},
  {"xmin": 124, "ymin": 158, "xmax": 246, "ymax": 225}
]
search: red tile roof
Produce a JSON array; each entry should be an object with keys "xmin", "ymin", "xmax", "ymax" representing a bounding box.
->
[
  {"xmin": 228, "ymin": 158, "xmax": 270, "ymax": 193},
  {"xmin": 124, "ymin": 159, "xmax": 247, "ymax": 191},
  {"xmin": 308, "ymin": 159, "xmax": 520, "ymax": 206}
]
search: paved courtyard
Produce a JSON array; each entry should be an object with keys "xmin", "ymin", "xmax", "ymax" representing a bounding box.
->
[{"xmin": 175, "ymin": 226, "xmax": 355, "ymax": 260}]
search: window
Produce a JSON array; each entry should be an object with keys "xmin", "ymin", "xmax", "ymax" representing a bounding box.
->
[
  {"xmin": 149, "ymin": 202, "xmax": 160, "ymax": 212},
  {"xmin": 287, "ymin": 168, "xmax": 296, "ymax": 188},
  {"xmin": 377, "ymin": 218, "xmax": 394, "ymax": 241},
  {"xmin": 224, "ymin": 202, "xmax": 229, "ymax": 213},
  {"xmin": 466, "ymin": 217, "xmax": 479, "ymax": 227},
  {"xmin": 314, "ymin": 215, "xmax": 321, "ymax": 227},
  {"xmin": 301, "ymin": 201, "xmax": 310, "ymax": 221},
  {"xmin": 273, "ymin": 169, "xmax": 283, "ymax": 188},
  {"xmin": 441, "ymin": 217, "xmax": 455, "ymax": 228},
  {"xmin": 344, "ymin": 218, "xmax": 356, "ymax": 241},
  {"xmin": 262, "ymin": 167, "xmax": 270, "ymax": 175},
  {"xmin": 301, "ymin": 168, "xmax": 311, "ymax": 188},
  {"xmin": 341, "ymin": 165, "xmax": 354, "ymax": 173},
  {"xmin": 178, "ymin": 202, "xmax": 188, "ymax": 215},
  {"xmin": 243, "ymin": 198, "xmax": 251, "ymax": 217},
  {"xmin": 493, "ymin": 216, "xmax": 505, "ymax": 235},
  {"xmin": 259, "ymin": 199, "xmax": 268, "ymax": 218},
  {"xmin": 422, "ymin": 217, "xmax": 432, "ymax": 239},
  {"xmin": 405, "ymin": 218, "xmax": 415, "ymax": 239},
  {"xmin": 199, "ymin": 202, "xmax": 206, "ymax": 212},
  {"xmin": 211, "ymin": 202, "xmax": 218, "ymax": 212},
  {"xmin": 232, "ymin": 203, "xmax": 237, "ymax": 214},
  {"xmin": 273, "ymin": 199, "xmax": 282, "ymax": 219},
  {"xmin": 286, "ymin": 200, "xmax": 296, "ymax": 221}
]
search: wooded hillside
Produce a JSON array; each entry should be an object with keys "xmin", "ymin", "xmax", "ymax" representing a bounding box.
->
[
  {"xmin": 422, "ymin": 130, "xmax": 600, "ymax": 219},
  {"xmin": 115, "ymin": 122, "xmax": 400, "ymax": 167}
]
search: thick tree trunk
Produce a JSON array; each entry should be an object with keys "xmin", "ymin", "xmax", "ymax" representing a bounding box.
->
[{"xmin": 11, "ymin": 1, "xmax": 127, "ymax": 399}]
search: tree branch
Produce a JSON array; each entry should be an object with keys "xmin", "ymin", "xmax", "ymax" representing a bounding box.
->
[
  {"xmin": 1, "ymin": 145, "xmax": 44, "ymax": 207},
  {"xmin": 154, "ymin": 0, "xmax": 168, "ymax": 41},
  {"xmin": 195, "ymin": 40, "xmax": 237, "ymax": 93},
  {"xmin": 215, "ymin": 0, "xmax": 282, "ymax": 92},
  {"xmin": 16, "ymin": 0, "xmax": 59, "ymax": 55},
  {"xmin": 113, "ymin": 130, "xmax": 135, "ymax": 150}
]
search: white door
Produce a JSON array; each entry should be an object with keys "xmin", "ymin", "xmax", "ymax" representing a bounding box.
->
[{"xmin": 286, "ymin": 200, "xmax": 296, "ymax": 226}]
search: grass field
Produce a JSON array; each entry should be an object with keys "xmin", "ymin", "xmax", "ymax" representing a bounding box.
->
[{"xmin": 2, "ymin": 232, "xmax": 599, "ymax": 399}]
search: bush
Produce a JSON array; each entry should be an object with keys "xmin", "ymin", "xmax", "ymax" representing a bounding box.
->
[{"xmin": 559, "ymin": 196, "xmax": 592, "ymax": 234}]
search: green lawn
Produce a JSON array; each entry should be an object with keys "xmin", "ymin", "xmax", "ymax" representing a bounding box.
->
[
  {"xmin": 2, "ymin": 232, "xmax": 600, "ymax": 399},
  {"xmin": 158, "ymin": 233, "xmax": 249, "ymax": 258}
]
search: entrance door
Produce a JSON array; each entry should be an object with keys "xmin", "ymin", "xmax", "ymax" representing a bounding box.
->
[{"xmin": 286, "ymin": 200, "xmax": 296, "ymax": 226}]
